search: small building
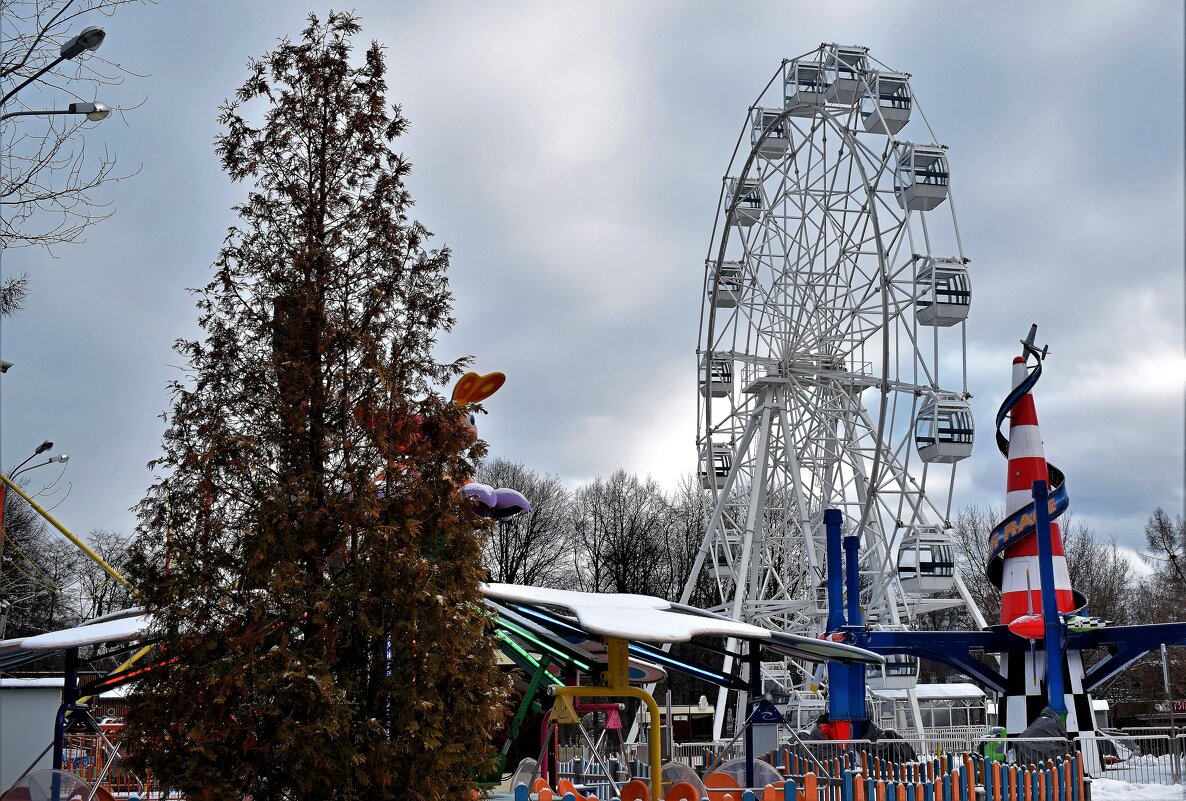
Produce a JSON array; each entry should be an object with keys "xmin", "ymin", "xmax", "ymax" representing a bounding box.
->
[
  {"xmin": 636, "ymin": 702, "xmax": 716, "ymax": 743},
  {"xmin": 871, "ymin": 682, "xmax": 989, "ymax": 732},
  {"xmin": 1, "ymin": 677, "xmax": 61, "ymax": 789}
]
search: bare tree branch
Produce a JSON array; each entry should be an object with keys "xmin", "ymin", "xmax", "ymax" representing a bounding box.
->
[{"xmin": 0, "ymin": 0, "xmax": 149, "ymax": 263}]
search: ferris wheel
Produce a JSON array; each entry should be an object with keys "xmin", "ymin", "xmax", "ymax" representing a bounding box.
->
[{"xmin": 680, "ymin": 44, "xmax": 988, "ymax": 736}]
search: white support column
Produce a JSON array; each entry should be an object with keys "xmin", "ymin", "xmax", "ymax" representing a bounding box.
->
[{"xmin": 713, "ymin": 388, "xmax": 776, "ymax": 741}]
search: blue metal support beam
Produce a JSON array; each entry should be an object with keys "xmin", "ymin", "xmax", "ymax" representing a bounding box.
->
[
  {"xmin": 863, "ymin": 629, "xmax": 1010, "ymax": 695},
  {"xmin": 1033, "ymin": 479, "xmax": 1067, "ymax": 715},
  {"xmin": 1071, "ymin": 622, "xmax": 1186, "ymax": 692},
  {"xmin": 841, "ymin": 533, "xmax": 866, "ymax": 726},
  {"xmin": 825, "ymin": 509, "xmax": 860, "ymax": 721}
]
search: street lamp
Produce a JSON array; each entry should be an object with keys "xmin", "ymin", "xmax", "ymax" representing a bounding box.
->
[
  {"xmin": 0, "ymin": 26, "xmax": 106, "ymax": 107},
  {"xmin": 59, "ymin": 27, "xmax": 107, "ymax": 60},
  {"xmin": 0, "ymin": 443, "xmax": 68, "ymax": 608},
  {"xmin": 8, "ymin": 440, "xmax": 69, "ymax": 482},
  {"xmin": 11, "ymin": 452, "xmax": 69, "ymax": 481},
  {"xmin": 9, "ymin": 440, "xmax": 53, "ymax": 478},
  {"xmin": 0, "ymin": 102, "xmax": 110, "ymax": 124}
]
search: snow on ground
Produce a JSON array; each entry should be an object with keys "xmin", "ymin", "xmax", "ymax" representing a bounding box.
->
[{"xmin": 1091, "ymin": 777, "xmax": 1185, "ymax": 800}]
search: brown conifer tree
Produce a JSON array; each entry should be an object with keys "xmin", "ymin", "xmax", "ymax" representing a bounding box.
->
[{"xmin": 124, "ymin": 13, "xmax": 507, "ymax": 800}]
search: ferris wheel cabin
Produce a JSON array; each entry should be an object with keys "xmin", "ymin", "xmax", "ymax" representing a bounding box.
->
[
  {"xmin": 895, "ymin": 143, "xmax": 950, "ymax": 211},
  {"xmin": 699, "ymin": 443, "xmax": 733, "ymax": 490},
  {"xmin": 727, "ymin": 178, "xmax": 764, "ymax": 227},
  {"xmin": 784, "ymin": 59, "xmax": 835, "ymax": 116},
  {"xmin": 826, "ymin": 45, "xmax": 870, "ymax": 106},
  {"xmin": 914, "ymin": 396, "xmax": 974, "ymax": 463},
  {"xmin": 709, "ymin": 538, "xmax": 743, "ymax": 579},
  {"xmin": 699, "ymin": 356, "xmax": 734, "ymax": 398},
  {"xmin": 915, "ymin": 257, "xmax": 971, "ymax": 327},
  {"xmin": 862, "ymin": 71, "xmax": 912, "ymax": 135},
  {"xmin": 711, "ymin": 260, "xmax": 744, "ymax": 308},
  {"xmin": 897, "ymin": 526, "xmax": 957, "ymax": 595},
  {"xmin": 750, "ymin": 108, "xmax": 789, "ymax": 159}
]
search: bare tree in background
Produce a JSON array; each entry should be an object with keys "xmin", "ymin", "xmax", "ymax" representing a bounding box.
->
[
  {"xmin": 1, "ymin": 0, "xmax": 145, "ymax": 311},
  {"xmin": 476, "ymin": 458, "xmax": 571, "ymax": 586},
  {"xmin": 571, "ymin": 469, "xmax": 670, "ymax": 595},
  {"xmin": 0, "ymin": 488, "xmax": 61, "ymax": 636},
  {"xmin": 1142, "ymin": 507, "xmax": 1186, "ymax": 589},
  {"xmin": 73, "ymin": 527, "xmax": 134, "ymax": 619},
  {"xmin": 947, "ymin": 504, "xmax": 1002, "ymax": 623},
  {"xmin": 1058, "ymin": 517, "xmax": 1135, "ymax": 625},
  {"xmin": 662, "ymin": 472, "xmax": 714, "ymax": 604}
]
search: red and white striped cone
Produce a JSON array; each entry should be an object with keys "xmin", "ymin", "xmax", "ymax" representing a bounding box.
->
[
  {"xmin": 997, "ymin": 355, "xmax": 1095, "ymax": 754},
  {"xmin": 999, "ymin": 356, "xmax": 1076, "ymax": 626}
]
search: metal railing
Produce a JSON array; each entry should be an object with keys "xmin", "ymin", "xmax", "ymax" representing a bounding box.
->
[
  {"xmin": 1089, "ymin": 732, "xmax": 1184, "ymax": 785},
  {"xmin": 60, "ymin": 732, "xmax": 185, "ymax": 800}
]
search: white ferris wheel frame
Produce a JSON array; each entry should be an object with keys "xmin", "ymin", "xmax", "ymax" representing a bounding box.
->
[{"xmin": 682, "ymin": 46, "xmax": 988, "ymax": 738}]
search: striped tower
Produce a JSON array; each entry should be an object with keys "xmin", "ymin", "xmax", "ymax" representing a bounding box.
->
[{"xmin": 998, "ymin": 355, "xmax": 1094, "ymax": 739}]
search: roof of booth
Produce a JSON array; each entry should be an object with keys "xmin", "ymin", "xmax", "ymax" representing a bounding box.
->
[{"xmin": 482, "ymin": 582, "xmax": 882, "ymax": 665}]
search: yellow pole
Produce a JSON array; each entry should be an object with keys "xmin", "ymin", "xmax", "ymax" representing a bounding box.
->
[
  {"xmin": 76, "ymin": 644, "xmax": 156, "ymax": 705},
  {"xmin": 0, "ymin": 472, "xmax": 131, "ymax": 589},
  {"xmin": 552, "ymin": 686, "xmax": 663, "ymax": 801},
  {"xmin": 551, "ymin": 637, "xmax": 664, "ymax": 801}
]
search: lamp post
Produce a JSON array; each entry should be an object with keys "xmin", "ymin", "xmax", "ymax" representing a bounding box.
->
[
  {"xmin": 10, "ymin": 439, "xmax": 54, "ymax": 477},
  {"xmin": 0, "ymin": 26, "xmax": 106, "ymax": 108},
  {"xmin": 0, "ymin": 26, "xmax": 109, "ymax": 592},
  {"xmin": 1, "ymin": 442, "xmax": 67, "ymax": 553},
  {"xmin": 10, "ymin": 452, "xmax": 69, "ymax": 481}
]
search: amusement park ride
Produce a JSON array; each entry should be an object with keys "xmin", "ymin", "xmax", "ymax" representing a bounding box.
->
[
  {"xmin": 679, "ymin": 40, "xmax": 1186, "ymax": 774},
  {"xmin": 2, "ymin": 40, "xmax": 1186, "ymax": 800},
  {"xmin": 687, "ymin": 42, "xmax": 982, "ymax": 741}
]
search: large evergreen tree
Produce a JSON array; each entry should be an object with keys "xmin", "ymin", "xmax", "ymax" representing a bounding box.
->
[{"xmin": 124, "ymin": 14, "xmax": 507, "ymax": 800}]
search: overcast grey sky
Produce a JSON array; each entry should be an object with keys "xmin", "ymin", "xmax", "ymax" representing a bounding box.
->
[{"xmin": 0, "ymin": 1, "xmax": 1181, "ymax": 561}]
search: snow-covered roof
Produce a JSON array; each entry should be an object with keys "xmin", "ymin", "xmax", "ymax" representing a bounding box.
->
[
  {"xmin": 0, "ymin": 611, "xmax": 152, "ymax": 670},
  {"xmin": 482, "ymin": 583, "xmax": 883, "ymax": 665},
  {"xmin": 872, "ymin": 682, "xmax": 986, "ymax": 701},
  {"xmin": 0, "ymin": 677, "xmax": 63, "ymax": 689},
  {"xmin": 18, "ymin": 614, "xmax": 149, "ymax": 650},
  {"xmin": 483, "ymin": 583, "xmax": 773, "ymax": 643}
]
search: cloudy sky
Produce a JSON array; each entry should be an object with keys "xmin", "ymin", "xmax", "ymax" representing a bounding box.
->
[{"xmin": 0, "ymin": 1, "xmax": 1182, "ymax": 562}]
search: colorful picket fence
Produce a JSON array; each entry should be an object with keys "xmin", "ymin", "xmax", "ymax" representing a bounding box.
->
[
  {"xmin": 764, "ymin": 749, "xmax": 1084, "ymax": 801},
  {"xmin": 783, "ymin": 753, "xmax": 1086, "ymax": 801},
  {"xmin": 524, "ymin": 751, "xmax": 1086, "ymax": 801}
]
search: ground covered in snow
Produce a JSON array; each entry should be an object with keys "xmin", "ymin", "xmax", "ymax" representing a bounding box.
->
[{"xmin": 1091, "ymin": 777, "xmax": 1185, "ymax": 800}]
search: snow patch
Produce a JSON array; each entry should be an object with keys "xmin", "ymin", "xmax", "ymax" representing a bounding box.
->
[{"xmin": 1090, "ymin": 778, "xmax": 1185, "ymax": 800}]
